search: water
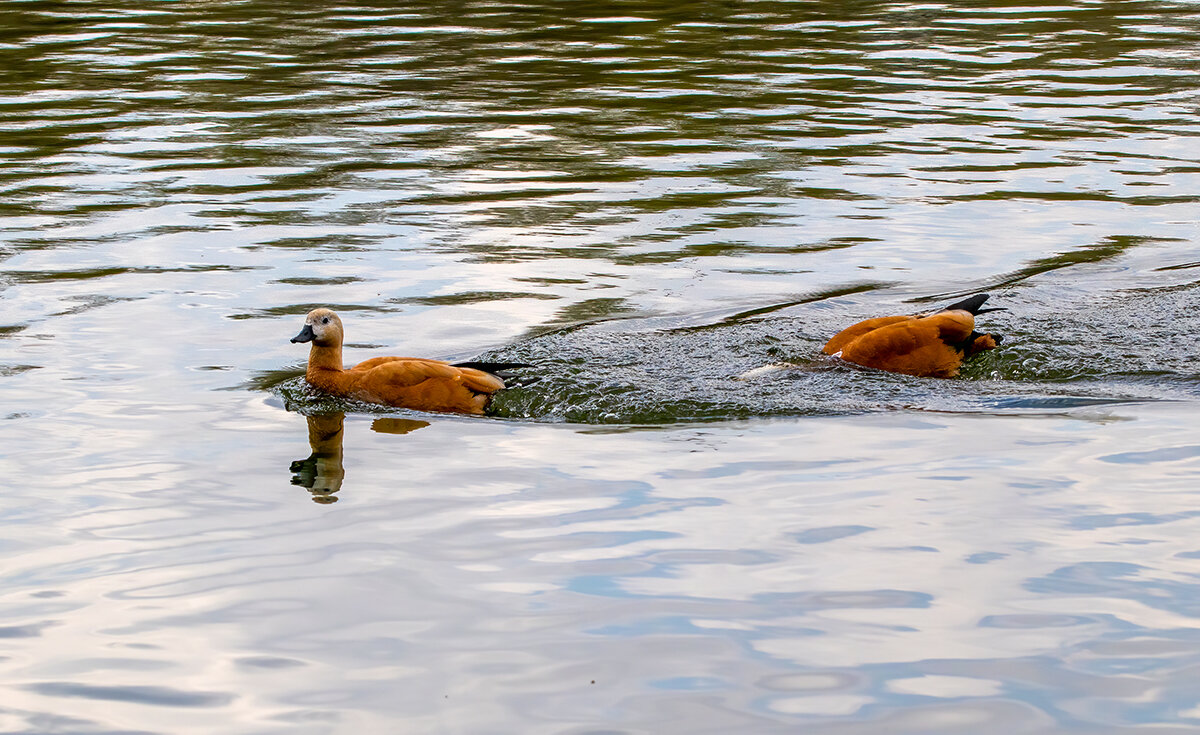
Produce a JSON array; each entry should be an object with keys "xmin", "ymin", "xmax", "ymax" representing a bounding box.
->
[{"xmin": 2, "ymin": 0, "xmax": 1199, "ymax": 732}]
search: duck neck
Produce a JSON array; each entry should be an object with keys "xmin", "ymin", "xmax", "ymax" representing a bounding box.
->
[{"xmin": 306, "ymin": 342, "xmax": 344, "ymax": 384}]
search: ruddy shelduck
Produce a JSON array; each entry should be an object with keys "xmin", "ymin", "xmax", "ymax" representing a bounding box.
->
[
  {"xmin": 823, "ymin": 294, "xmax": 1004, "ymax": 378},
  {"xmin": 290, "ymin": 308, "xmax": 526, "ymax": 415}
]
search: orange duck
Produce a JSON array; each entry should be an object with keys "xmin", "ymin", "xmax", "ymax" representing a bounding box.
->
[
  {"xmin": 290, "ymin": 308, "xmax": 526, "ymax": 415},
  {"xmin": 823, "ymin": 294, "xmax": 1004, "ymax": 378}
]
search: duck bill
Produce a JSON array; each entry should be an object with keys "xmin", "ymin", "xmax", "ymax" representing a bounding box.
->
[{"xmin": 291, "ymin": 324, "xmax": 315, "ymax": 343}]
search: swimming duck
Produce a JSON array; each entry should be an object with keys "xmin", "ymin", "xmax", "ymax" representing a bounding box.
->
[
  {"xmin": 290, "ymin": 308, "xmax": 526, "ymax": 415},
  {"xmin": 823, "ymin": 294, "xmax": 1004, "ymax": 378}
]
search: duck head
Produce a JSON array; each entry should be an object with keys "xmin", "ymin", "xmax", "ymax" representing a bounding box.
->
[{"xmin": 291, "ymin": 308, "xmax": 344, "ymax": 346}]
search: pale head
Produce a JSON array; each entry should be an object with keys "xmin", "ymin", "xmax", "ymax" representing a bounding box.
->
[{"xmin": 291, "ymin": 308, "xmax": 344, "ymax": 346}]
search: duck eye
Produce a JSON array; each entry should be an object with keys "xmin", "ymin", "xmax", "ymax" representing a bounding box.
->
[{"xmin": 322, "ymin": 317, "xmax": 329, "ymax": 324}]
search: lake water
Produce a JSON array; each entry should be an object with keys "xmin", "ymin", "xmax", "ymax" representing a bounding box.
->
[{"xmin": 2, "ymin": 1, "xmax": 1199, "ymax": 732}]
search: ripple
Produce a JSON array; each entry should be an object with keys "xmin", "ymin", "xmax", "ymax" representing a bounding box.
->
[{"xmin": 26, "ymin": 682, "xmax": 235, "ymax": 708}]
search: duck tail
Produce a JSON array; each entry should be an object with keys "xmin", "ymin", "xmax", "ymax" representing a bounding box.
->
[
  {"xmin": 454, "ymin": 361, "xmax": 538, "ymax": 387},
  {"xmin": 452, "ymin": 361, "xmax": 532, "ymax": 374},
  {"xmin": 940, "ymin": 293, "xmax": 1006, "ymax": 315}
]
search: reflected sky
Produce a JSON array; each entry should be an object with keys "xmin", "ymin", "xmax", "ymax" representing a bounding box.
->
[{"xmin": 8, "ymin": 401, "xmax": 1200, "ymax": 731}]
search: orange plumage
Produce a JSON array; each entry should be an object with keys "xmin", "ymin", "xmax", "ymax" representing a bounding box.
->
[
  {"xmin": 290, "ymin": 308, "xmax": 520, "ymax": 415},
  {"xmin": 822, "ymin": 294, "xmax": 1004, "ymax": 378}
]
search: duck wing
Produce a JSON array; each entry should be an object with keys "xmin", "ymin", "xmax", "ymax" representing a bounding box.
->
[
  {"xmin": 823, "ymin": 315, "xmax": 911, "ymax": 355},
  {"xmin": 362, "ymin": 359, "xmax": 505, "ymax": 393},
  {"xmin": 350, "ymin": 355, "xmax": 419, "ymax": 372}
]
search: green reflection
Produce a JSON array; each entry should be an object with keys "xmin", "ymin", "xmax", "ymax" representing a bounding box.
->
[
  {"xmin": 972, "ymin": 235, "xmax": 1184, "ymax": 294},
  {"xmin": 389, "ymin": 291, "xmax": 559, "ymax": 306}
]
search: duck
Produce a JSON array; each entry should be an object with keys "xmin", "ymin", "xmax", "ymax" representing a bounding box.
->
[
  {"xmin": 290, "ymin": 308, "xmax": 527, "ymax": 415},
  {"xmin": 822, "ymin": 294, "xmax": 1005, "ymax": 378}
]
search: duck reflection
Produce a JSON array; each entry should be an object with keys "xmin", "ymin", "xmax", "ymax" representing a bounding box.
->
[{"xmin": 290, "ymin": 413, "xmax": 429, "ymax": 503}]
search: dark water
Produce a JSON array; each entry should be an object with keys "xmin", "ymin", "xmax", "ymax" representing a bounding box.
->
[{"xmin": 2, "ymin": 1, "xmax": 1200, "ymax": 732}]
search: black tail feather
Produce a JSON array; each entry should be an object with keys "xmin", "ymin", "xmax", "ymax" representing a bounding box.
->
[
  {"xmin": 454, "ymin": 361, "xmax": 539, "ymax": 388},
  {"xmin": 452, "ymin": 361, "xmax": 533, "ymax": 375},
  {"xmin": 939, "ymin": 293, "xmax": 1006, "ymax": 315}
]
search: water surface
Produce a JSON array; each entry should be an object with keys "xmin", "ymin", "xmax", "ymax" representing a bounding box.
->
[{"xmin": 1, "ymin": 1, "xmax": 1199, "ymax": 732}]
